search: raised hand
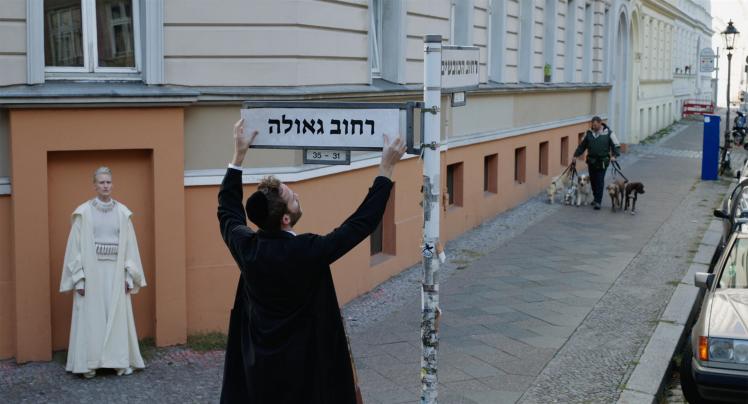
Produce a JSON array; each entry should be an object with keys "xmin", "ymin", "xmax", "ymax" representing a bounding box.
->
[
  {"xmin": 378, "ymin": 134, "xmax": 407, "ymax": 179},
  {"xmin": 232, "ymin": 118, "xmax": 258, "ymax": 166}
]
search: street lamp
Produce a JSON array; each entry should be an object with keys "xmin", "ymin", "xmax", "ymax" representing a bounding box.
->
[{"xmin": 722, "ymin": 20, "xmax": 740, "ymax": 142}]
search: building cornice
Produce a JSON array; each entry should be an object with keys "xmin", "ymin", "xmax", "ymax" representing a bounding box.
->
[{"xmin": 642, "ymin": 0, "xmax": 714, "ymax": 36}]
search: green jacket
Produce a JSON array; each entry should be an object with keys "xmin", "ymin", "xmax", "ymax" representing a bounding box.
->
[{"xmin": 574, "ymin": 124, "xmax": 621, "ymax": 170}]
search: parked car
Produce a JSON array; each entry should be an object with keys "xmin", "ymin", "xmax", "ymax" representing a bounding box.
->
[
  {"xmin": 711, "ymin": 178, "xmax": 748, "ymax": 272},
  {"xmin": 681, "ymin": 224, "xmax": 748, "ymax": 403}
]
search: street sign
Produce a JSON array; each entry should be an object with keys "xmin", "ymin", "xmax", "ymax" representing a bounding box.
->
[
  {"xmin": 700, "ymin": 48, "xmax": 716, "ymax": 73},
  {"xmin": 302, "ymin": 149, "xmax": 351, "ymax": 165},
  {"xmin": 241, "ymin": 102, "xmax": 413, "ymax": 152},
  {"xmin": 451, "ymin": 91, "xmax": 466, "ymax": 107},
  {"xmin": 441, "ymin": 45, "xmax": 480, "ymax": 91}
]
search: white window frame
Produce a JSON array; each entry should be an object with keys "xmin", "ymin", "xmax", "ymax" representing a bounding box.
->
[
  {"xmin": 582, "ymin": 2, "xmax": 592, "ymax": 82},
  {"xmin": 452, "ymin": 0, "xmax": 474, "ymax": 46},
  {"xmin": 44, "ymin": 0, "xmax": 141, "ymax": 75},
  {"xmin": 488, "ymin": 0, "xmax": 506, "ymax": 83},
  {"xmin": 564, "ymin": 0, "xmax": 577, "ymax": 82},
  {"xmin": 543, "ymin": 0, "xmax": 557, "ymax": 78},
  {"xmin": 518, "ymin": 0, "xmax": 534, "ymax": 82},
  {"xmin": 28, "ymin": 0, "xmax": 163, "ymax": 84},
  {"xmin": 369, "ymin": 0, "xmax": 382, "ymax": 79}
]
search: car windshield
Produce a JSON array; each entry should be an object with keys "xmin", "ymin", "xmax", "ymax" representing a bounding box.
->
[{"xmin": 719, "ymin": 237, "xmax": 748, "ymax": 288}]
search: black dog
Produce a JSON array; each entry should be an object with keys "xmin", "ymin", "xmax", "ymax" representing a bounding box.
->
[{"xmin": 624, "ymin": 182, "xmax": 645, "ymax": 214}]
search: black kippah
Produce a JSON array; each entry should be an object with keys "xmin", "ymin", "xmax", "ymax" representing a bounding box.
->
[{"xmin": 246, "ymin": 191, "xmax": 268, "ymax": 228}]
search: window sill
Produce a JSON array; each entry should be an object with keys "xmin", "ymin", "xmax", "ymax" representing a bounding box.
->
[
  {"xmin": 370, "ymin": 252, "xmax": 394, "ymax": 267},
  {"xmin": 447, "ymin": 204, "xmax": 462, "ymax": 213},
  {"xmin": 483, "ymin": 191, "xmax": 497, "ymax": 197},
  {"xmin": 45, "ymin": 72, "xmax": 143, "ymax": 82}
]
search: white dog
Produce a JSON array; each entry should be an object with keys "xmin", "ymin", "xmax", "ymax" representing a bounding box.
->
[
  {"xmin": 575, "ymin": 174, "xmax": 593, "ymax": 206},
  {"xmin": 547, "ymin": 171, "xmax": 572, "ymax": 204}
]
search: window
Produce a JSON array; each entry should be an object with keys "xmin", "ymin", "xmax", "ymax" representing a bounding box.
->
[
  {"xmin": 648, "ymin": 107, "xmax": 652, "ymax": 134},
  {"xmin": 452, "ymin": 0, "xmax": 474, "ymax": 45},
  {"xmin": 543, "ymin": 0, "xmax": 557, "ymax": 81},
  {"xmin": 368, "ymin": 0, "xmax": 405, "ymax": 83},
  {"xmin": 514, "ymin": 147, "xmax": 526, "ymax": 184},
  {"xmin": 484, "ymin": 154, "xmax": 498, "ymax": 193},
  {"xmin": 44, "ymin": 0, "xmax": 139, "ymax": 73},
  {"xmin": 518, "ymin": 0, "xmax": 534, "ymax": 82},
  {"xmin": 370, "ymin": 183, "xmax": 396, "ymax": 258},
  {"xmin": 603, "ymin": 8, "xmax": 609, "ymax": 82},
  {"xmin": 446, "ymin": 162, "xmax": 464, "ymax": 206},
  {"xmin": 539, "ymin": 141, "xmax": 549, "ymax": 175},
  {"xmin": 369, "ymin": 0, "xmax": 382, "ymax": 78},
  {"xmin": 578, "ymin": 132, "xmax": 585, "ymax": 146},
  {"xmin": 488, "ymin": 0, "xmax": 506, "ymax": 82},
  {"xmin": 564, "ymin": 0, "xmax": 576, "ymax": 82},
  {"xmin": 719, "ymin": 238, "xmax": 748, "ymax": 289},
  {"xmin": 561, "ymin": 136, "xmax": 569, "ymax": 166},
  {"xmin": 582, "ymin": 3, "xmax": 592, "ymax": 82}
]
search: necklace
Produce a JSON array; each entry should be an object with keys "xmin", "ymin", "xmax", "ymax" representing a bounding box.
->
[{"xmin": 91, "ymin": 198, "xmax": 116, "ymax": 213}]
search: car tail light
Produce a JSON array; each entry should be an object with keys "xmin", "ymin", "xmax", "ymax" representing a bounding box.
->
[{"xmin": 699, "ymin": 336, "xmax": 709, "ymax": 361}]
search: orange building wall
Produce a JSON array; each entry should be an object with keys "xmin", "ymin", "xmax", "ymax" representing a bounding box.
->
[
  {"xmin": 184, "ymin": 157, "xmax": 425, "ymax": 334},
  {"xmin": 182, "ymin": 123, "xmax": 588, "ymax": 334},
  {"xmin": 0, "ymin": 196, "xmax": 14, "ymax": 359},
  {"xmin": 9, "ymin": 108, "xmax": 186, "ymax": 362},
  {"xmin": 442, "ymin": 124, "xmax": 589, "ymax": 242},
  {"xmin": 1, "ymin": 110, "xmax": 592, "ymax": 358}
]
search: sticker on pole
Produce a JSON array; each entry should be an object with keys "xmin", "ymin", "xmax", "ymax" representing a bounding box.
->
[
  {"xmin": 241, "ymin": 102, "xmax": 411, "ymax": 151},
  {"xmin": 441, "ymin": 45, "xmax": 480, "ymax": 91}
]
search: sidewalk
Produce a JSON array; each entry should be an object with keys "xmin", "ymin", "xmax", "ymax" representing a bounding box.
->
[{"xmin": 348, "ymin": 119, "xmax": 731, "ymax": 403}]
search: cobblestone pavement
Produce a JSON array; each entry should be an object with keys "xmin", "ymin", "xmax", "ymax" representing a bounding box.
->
[
  {"xmin": 0, "ymin": 347, "xmax": 224, "ymax": 403},
  {"xmin": 348, "ymin": 120, "xmax": 731, "ymax": 404}
]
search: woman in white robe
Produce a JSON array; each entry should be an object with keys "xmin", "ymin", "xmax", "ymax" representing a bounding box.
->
[{"xmin": 59, "ymin": 167, "xmax": 147, "ymax": 378}]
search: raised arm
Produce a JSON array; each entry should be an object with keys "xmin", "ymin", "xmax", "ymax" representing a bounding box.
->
[
  {"xmin": 218, "ymin": 119, "xmax": 258, "ymax": 252},
  {"xmin": 304, "ymin": 134, "xmax": 406, "ymax": 264}
]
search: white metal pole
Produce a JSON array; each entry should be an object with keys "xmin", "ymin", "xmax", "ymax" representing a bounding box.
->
[{"xmin": 421, "ymin": 34, "xmax": 442, "ymax": 404}]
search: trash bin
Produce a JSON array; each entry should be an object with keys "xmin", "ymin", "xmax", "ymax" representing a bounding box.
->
[{"xmin": 702, "ymin": 114, "xmax": 720, "ymax": 180}]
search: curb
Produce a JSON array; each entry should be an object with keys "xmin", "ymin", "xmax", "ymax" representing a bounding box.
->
[{"xmin": 616, "ymin": 218, "xmax": 722, "ymax": 404}]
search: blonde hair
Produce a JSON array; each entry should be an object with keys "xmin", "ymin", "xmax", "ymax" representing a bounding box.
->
[{"xmin": 93, "ymin": 166, "xmax": 112, "ymax": 183}]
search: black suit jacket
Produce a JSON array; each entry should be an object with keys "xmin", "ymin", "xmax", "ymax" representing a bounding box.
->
[{"xmin": 217, "ymin": 168, "xmax": 393, "ymax": 403}]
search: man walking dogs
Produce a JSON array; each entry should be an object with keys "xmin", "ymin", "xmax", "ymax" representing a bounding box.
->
[
  {"xmin": 218, "ymin": 118, "xmax": 406, "ymax": 403},
  {"xmin": 573, "ymin": 116, "xmax": 622, "ymax": 210}
]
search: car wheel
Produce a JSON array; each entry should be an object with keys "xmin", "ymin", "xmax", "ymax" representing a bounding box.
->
[
  {"xmin": 680, "ymin": 340, "xmax": 702, "ymax": 403},
  {"xmin": 680, "ymin": 340, "xmax": 718, "ymax": 404}
]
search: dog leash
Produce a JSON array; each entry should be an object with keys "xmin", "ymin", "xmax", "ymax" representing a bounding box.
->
[
  {"xmin": 560, "ymin": 162, "xmax": 575, "ymax": 178},
  {"xmin": 611, "ymin": 160, "xmax": 628, "ymax": 182}
]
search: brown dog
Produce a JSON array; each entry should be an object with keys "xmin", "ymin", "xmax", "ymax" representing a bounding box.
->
[
  {"xmin": 607, "ymin": 180, "xmax": 626, "ymax": 211},
  {"xmin": 624, "ymin": 182, "xmax": 645, "ymax": 214}
]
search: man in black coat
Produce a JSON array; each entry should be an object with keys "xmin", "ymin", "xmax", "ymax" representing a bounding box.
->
[{"xmin": 218, "ymin": 118, "xmax": 406, "ymax": 403}]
